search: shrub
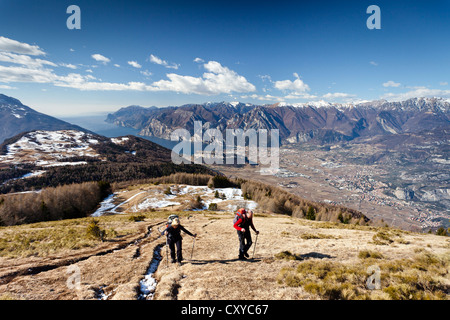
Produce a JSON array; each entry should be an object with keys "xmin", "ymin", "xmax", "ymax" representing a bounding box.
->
[
  {"xmin": 358, "ymin": 250, "xmax": 384, "ymax": 259},
  {"xmin": 274, "ymin": 250, "xmax": 302, "ymax": 261},
  {"xmin": 86, "ymin": 219, "xmax": 105, "ymax": 241},
  {"xmin": 306, "ymin": 206, "xmax": 316, "ymax": 220},
  {"xmin": 436, "ymin": 227, "xmax": 448, "ymax": 236},
  {"xmin": 129, "ymin": 214, "xmax": 146, "ymax": 222},
  {"xmin": 372, "ymin": 231, "xmax": 394, "ymax": 245},
  {"xmin": 184, "ymin": 195, "xmax": 204, "ymax": 210},
  {"xmin": 208, "ymin": 203, "xmax": 218, "ymax": 211},
  {"xmin": 337, "ymin": 212, "xmax": 351, "ymax": 224},
  {"xmin": 208, "ymin": 175, "xmax": 237, "ymax": 188}
]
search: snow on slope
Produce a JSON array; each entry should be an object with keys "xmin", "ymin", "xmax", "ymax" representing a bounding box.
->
[
  {"xmin": 0, "ymin": 130, "xmax": 100, "ymax": 166},
  {"xmin": 92, "ymin": 185, "xmax": 258, "ymax": 216}
]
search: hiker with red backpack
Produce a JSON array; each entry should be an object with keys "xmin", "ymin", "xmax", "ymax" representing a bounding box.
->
[
  {"xmin": 233, "ymin": 208, "xmax": 259, "ymax": 260},
  {"xmin": 161, "ymin": 217, "xmax": 196, "ymax": 266}
]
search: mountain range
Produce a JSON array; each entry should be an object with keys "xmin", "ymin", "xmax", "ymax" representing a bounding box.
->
[
  {"xmin": 0, "ymin": 94, "xmax": 87, "ymax": 144},
  {"xmin": 106, "ymin": 98, "xmax": 450, "ymax": 144}
]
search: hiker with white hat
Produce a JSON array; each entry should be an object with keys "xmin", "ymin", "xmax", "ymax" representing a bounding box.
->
[{"xmin": 161, "ymin": 217, "xmax": 196, "ymax": 265}]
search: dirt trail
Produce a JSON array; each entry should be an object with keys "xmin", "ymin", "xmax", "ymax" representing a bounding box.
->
[
  {"xmin": 0, "ymin": 212, "xmax": 448, "ymax": 300},
  {"xmin": 0, "ymin": 220, "xmax": 166, "ymax": 300}
]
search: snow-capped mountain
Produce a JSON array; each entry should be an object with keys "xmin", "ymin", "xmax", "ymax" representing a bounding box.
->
[
  {"xmin": 0, "ymin": 128, "xmax": 214, "ymax": 194},
  {"xmin": 106, "ymin": 97, "xmax": 450, "ymax": 144},
  {"xmin": 0, "ymin": 94, "xmax": 87, "ymax": 144}
]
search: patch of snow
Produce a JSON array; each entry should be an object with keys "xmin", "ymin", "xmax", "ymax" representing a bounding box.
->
[
  {"xmin": 134, "ymin": 198, "xmax": 181, "ymax": 211},
  {"xmin": 92, "ymin": 191, "xmax": 146, "ymax": 216},
  {"xmin": 177, "ymin": 185, "xmax": 212, "ymax": 195},
  {"xmin": 138, "ymin": 244, "xmax": 163, "ymax": 300},
  {"xmin": 93, "ymin": 185, "xmax": 259, "ymax": 216},
  {"xmin": 20, "ymin": 170, "xmax": 46, "ymax": 179},
  {"xmin": 1, "ymin": 170, "xmax": 47, "ymax": 186},
  {"xmin": 432, "ymin": 158, "xmax": 450, "ymax": 165},
  {"xmin": 43, "ymin": 161, "xmax": 88, "ymax": 167},
  {"xmin": 91, "ymin": 194, "xmax": 116, "ymax": 217},
  {"xmin": 111, "ymin": 137, "xmax": 129, "ymax": 144},
  {"xmin": 0, "ymin": 130, "xmax": 100, "ymax": 166}
]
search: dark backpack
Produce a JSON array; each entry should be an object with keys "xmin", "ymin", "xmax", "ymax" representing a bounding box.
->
[{"xmin": 166, "ymin": 214, "xmax": 179, "ymax": 228}]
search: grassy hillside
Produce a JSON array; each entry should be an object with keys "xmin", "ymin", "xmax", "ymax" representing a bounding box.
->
[{"xmin": 0, "ymin": 203, "xmax": 448, "ymax": 300}]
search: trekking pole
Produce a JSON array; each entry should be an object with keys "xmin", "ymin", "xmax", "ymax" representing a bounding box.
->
[
  {"xmin": 165, "ymin": 235, "xmax": 169, "ymax": 268},
  {"xmin": 159, "ymin": 226, "xmax": 169, "ymax": 268},
  {"xmin": 190, "ymin": 236, "xmax": 196, "ymax": 260},
  {"xmin": 252, "ymin": 232, "xmax": 259, "ymax": 259}
]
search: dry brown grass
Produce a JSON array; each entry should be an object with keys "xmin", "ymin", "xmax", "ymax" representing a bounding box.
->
[
  {"xmin": 0, "ymin": 206, "xmax": 448, "ymax": 300},
  {"xmin": 153, "ymin": 212, "xmax": 449, "ymax": 300}
]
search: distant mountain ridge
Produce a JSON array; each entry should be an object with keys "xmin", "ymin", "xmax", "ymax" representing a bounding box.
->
[
  {"xmin": 0, "ymin": 94, "xmax": 88, "ymax": 144},
  {"xmin": 106, "ymin": 98, "xmax": 450, "ymax": 144}
]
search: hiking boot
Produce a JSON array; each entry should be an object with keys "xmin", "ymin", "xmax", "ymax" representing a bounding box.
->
[
  {"xmin": 238, "ymin": 255, "xmax": 247, "ymax": 260},
  {"xmin": 244, "ymin": 252, "xmax": 249, "ymax": 258},
  {"xmin": 171, "ymin": 259, "xmax": 177, "ymax": 263}
]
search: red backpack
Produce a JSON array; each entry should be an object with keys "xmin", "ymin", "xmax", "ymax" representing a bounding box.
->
[{"xmin": 233, "ymin": 208, "xmax": 246, "ymax": 225}]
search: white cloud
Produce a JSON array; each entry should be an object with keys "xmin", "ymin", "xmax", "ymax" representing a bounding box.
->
[
  {"xmin": 150, "ymin": 54, "xmax": 179, "ymax": 69},
  {"xmin": 0, "ymin": 84, "xmax": 17, "ymax": 90},
  {"xmin": 0, "ymin": 36, "xmax": 45, "ymax": 56},
  {"xmin": 149, "ymin": 61, "xmax": 255, "ymax": 95},
  {"xmin": 274, "ymin": 73, "xmax": 311, "ymax": 96},
  {"xmin": 91, "ymin": 54, "xmax": 111, "ymax": 64},
  {"xmin": 140, "ymin": 70, "xmax": 152, "ymax": 77},
  {"xmin": 440, "ymin": 81, "xmax": 448, "ymax": 86},
  {"xmin": 0, "ymin": 52, "xmax": 57, "ymax": 68},
  {"xmin": 0, "ymin": 65, "xmax": 58, "ymax": 84},
  {"xmin": 258, "ymin": 74, "xmax": 272, "ymax": 82},
  {"xmin": 284, "ymin": 93, "xmax": 317, "ymax": 100},
  {"xmin": 240, "ymin": 93, "xmax": 283, "ymax": 102},
  {"xmin": 149, "ymin": 54, "xmax": 165, "ymax": 65},
  {"xmin": 370, "ymin": 61, "xmax": 378, "ymax": 66},
  {"xmin": 60, "ymin": 63, "xmax": 77, "ymax": 69},
  {"xmin": 381, "ymin": 87, "xmax": 450, "ymax": 101},
  {"xmin": 0, "ymin": 39, "xmax": 254, "ymax": 96},
  {"xmin": 383, "ymin": 80, "xmax": 401, "ymax": 88},
  {"xmin": 194, "ymin": 57, "xmax": 204, "ymax": 63},
  {"xmin": 55, "ymin": 77, "xmax": 149, "ymax": 91},
  {"xmin": 128, "ymin": 61, "xmax": 142, "ymax": 68},
  {"xmin": 322, "ymin": 92, "xmax": 355, "ymax": 99},
  {"xmin": 113, "ymin": 64, "xmax": 120, "ymax": 68}
]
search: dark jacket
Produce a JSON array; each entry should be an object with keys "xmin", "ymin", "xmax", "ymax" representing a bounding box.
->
[{"xmin": 162, "ymin": 225, "xmax": 194, "ymax": 242}]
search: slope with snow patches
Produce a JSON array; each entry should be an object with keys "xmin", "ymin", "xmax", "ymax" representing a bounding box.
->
[
  {"xmin": 92, "ymin": 185, "xmax": 258, "ymax": 217},
  {"xmin": 0, "ymin": 130, "xmax": 101, "ymax": 167},
  {"xmin": 90, "ymin": 184, "xmax": 259, "ymax": 300}
]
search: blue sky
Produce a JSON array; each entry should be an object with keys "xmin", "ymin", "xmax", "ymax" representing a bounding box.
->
[{"xmin": 0, "ymin": 0, "xmax": 449, "ymax": 116}]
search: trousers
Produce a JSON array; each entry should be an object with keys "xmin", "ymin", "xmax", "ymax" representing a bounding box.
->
[
  {"xmin": 237, "ymin": 230, "xmax": 252, "ymax": 257},
  {"xmin": 168, "ymin": 238, "xmax": 183, "ymax": 262}
]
